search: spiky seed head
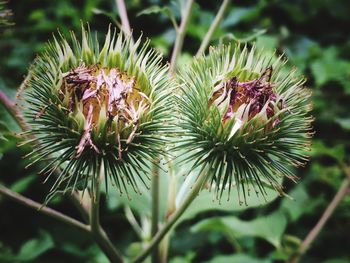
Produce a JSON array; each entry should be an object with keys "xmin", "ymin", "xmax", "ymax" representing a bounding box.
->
[
  {"xmin": 21, "ymin": 26, "xmax": 172, "ymax": 199},
  {"xmin": 0, "ymin": 1, "xmax": 13, "ymax": 27},
  {"xmin": 176, "ymin": 45, "xmax": 313, "ymax": 205}
]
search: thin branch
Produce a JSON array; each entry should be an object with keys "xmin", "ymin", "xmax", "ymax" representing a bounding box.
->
[
  {"xmin": 169, "ymin": 0, "xmax": 194, "ymax": 73},
  {"xmin": 0, "ymin": 90, "xmax": 30, "ymax": 132},
  {"xmin": 0, "ymin": 184, "xmax": 90, "ymax": 234},
  {"xmin": 196, "ymin": 0, "xmax": 230, "ymax": 57},
  {"xmin": 132, "ymin": 168, "xmax": 209, "ymax": 263},
  {"xmin": 288, "ymin": 176, "xmax": 350, "ymax": 263},
  {"xmin": 115, "ymin": 0, "xmax": 132, "ymax": 36}
]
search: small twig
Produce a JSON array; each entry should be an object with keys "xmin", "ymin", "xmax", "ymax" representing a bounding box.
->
[
  {"xmin": 196, "ymin": 0, "xmax": 230, "ymax": 57},
  {"xmin": 115, "ymin": 0, "xmax": 132, "ymax": 36},
  {"xmin": 288, "ymin": 171, "xmax": 350, "ymax": 263},
  {"xmin": 0, "ymin": 184, "xmax": 90, "ymax": 234},
  {"xmin": 169, "ymin": 0, "xmax": 194, "ymax": 73}
]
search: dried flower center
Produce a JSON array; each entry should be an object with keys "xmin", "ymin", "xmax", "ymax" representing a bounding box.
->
[
  {"xmin": 210, "ymin": 67, "xmax": 282, "ymax": 124},
  {"xmin": 59, "ymin": 63, "xmax": 149, "ymax": 157}
]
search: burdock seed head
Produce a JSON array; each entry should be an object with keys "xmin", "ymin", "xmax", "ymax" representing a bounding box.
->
[
  {"xmin": 176, "ymin": 45, "xmax": 313, "ymax": 205},
  {"xmin": 21, "ymin": 26, "xmax": 172, "ymax": 198}
]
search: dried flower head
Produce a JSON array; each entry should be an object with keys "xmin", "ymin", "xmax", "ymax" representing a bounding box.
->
[
  {"xmin": 176, "ymin": 45, "xmax": 313, "ymax": 204},
  {"xmin": 22, "ymin": 26, "xmax": 171, "ymax": 198}
]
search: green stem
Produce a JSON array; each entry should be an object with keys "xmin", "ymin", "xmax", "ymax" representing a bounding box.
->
[
  {"xmin": 159, "ymin": 158, "xmax": 177, "ymax": 263},
  {"xmin": 159, "ymin": 233, "xmax": 171, "ymax": 263},
  {"xmin": 132, "ymin": 167, "xmax": 209, "ymax": 263},
  {"xmin": 90, "ymin": 163, "xmax": 124, "ymax": 263},
  {"xmin": 196, "ymin": 0, "xmax": 230, "ymax": 57},
  {"xmin": 0, "ymin": 184, "xmax": 90, "ymax": 234},
  {"xmin": 169, "ymin": 0, "xmax": 194, "ymax": 73},
  {"xmin": 151, "ymin": 158, "xmax": 160, "ymax": 263}
]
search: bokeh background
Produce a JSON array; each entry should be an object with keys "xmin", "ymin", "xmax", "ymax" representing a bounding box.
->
[{"xmin": 0, "ymin": 0, "xmax": 350, "ymax": 262}]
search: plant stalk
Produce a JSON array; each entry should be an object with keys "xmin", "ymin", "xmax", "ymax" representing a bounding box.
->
[
  {"xmin": 0, "ymin": 184, "xmax": 90, "ymax": 233},
  {"xmin": 90, "ymin": 163, "xmax": 124, "ymax": 263},
  {"xmin": 169, "ymin": 0, "xmax": 194, "ymax": 73},
  {"xmin": 151, "ymin": 158, "xmax": 160, "ymax": 263},
  {"xmin": 196, "ymin": 0, "xmax": 230, "ymax": 57},
  {"xmin": 159, "ymin": 159, "xmax": 177, "ymax": 263},
  {"xmin": 132, "ymin": 167, "xmax": 209, "ymax": 263},
  {"xmin": 288, "ymin": 178, "xmax": 350, "ymax": 263}
]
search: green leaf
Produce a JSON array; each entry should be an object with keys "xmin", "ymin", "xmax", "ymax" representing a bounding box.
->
[
  {"xmin": 310, "ymin": 47, "xmax": 350, "ymax": 93},
  {"xmin": 10, "ymin": 174, "xmax": 36, "ymax": 193},
  {"xmin": 16, "ymin": 230, "xmax": 54, "ymax": 261},
  {"xmin": 280, "ymin": 185, "xmax": 309, "ymax": 222},
  {"xmin": 220, "ymin": 29, "xmax": 267, "ymax": 43},
  {"xmin": 192, "ymin": 211, "xmax": 287, "ymax": 248},
  {"xmin": 310, "ymin": 139, "xmax": 345, "ymax": 162},
  {"xmin": 106, "ymin": 159, "xmax": 169, "ymax": 219},
  {"xmin": 180, "ymin": 186, "xmax": 279, "ymax": 224},
  {"xmin": 335, "ymin": 117, "xmax": 350, "ymax": 131},
  {"xmin": 203, "ymin": 254, "xmax": 271, "ymax": 263},
  {"xmin": 221, "ymin": 7, "xmax": 257, "ymax": 28},
  {"xmin": 323, "ymin": 259, "xmax": 350, "ymax": 263},
  {"xmin": 176, "ymin": 165, "xmax": 281, "ymax": 224},
  {"xmin": 137, "ymin": 5, "xmax": 177, "ymax": 29},
  {"xmin": 92, "ymin": 8, "xmax": 120, "ymax": 27}
]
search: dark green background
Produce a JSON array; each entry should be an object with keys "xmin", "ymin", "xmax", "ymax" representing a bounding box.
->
[{"xmin": 0, "ymin": 0, "xmax": 349, "ymax": 262}]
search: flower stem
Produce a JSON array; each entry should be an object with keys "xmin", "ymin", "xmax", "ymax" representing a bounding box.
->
[
  {"xmin": 151, "ymin": 158, "xmax": 160, "ymax": 263},
  {"xmin": 288, "ymin": 173, "xmax": 350, "ymax": 263},
  {"xmin": 132, "ymin": 166, "xmax": 209, "ymax": 263},
  {"xmin": 0, "ymin": 184, "xmax": 90, "ymax": 233},
  {"xmin": 196, "ymin": 0, "xmax": 230, "ymax": 57},
  {"xmin": 89, "ymin": 163, "xmax": 124, "ymax": 263},
  {"xmin": 169, "ymin": 0, "xmax": 194, "ymax": 73},
  {"xmin": 159, "ymin": 158, "xmax": 177, "ymax": 263}
]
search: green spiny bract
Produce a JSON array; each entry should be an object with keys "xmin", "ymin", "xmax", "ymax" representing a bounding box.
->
[
  {"xmin": 22, "ymin": 26, "xmax": 172, "ymax": 198},
  {"xmin": 176, "ymin": 45, "xmax": 313, "ymax": 205}
]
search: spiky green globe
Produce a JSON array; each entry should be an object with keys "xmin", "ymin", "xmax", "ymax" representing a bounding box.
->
[
  {"xmin": 177, "ymin": 45, "xmax": 313, "ymax": 204},
  {"xmin": 22, "ymin": 27, "xmax": 171, "ymax": 197}
]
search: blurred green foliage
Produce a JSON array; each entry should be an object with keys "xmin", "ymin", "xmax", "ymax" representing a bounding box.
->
[{"xmin": 0, "ymin": 0, "xmax": 350, "ymax": 262}]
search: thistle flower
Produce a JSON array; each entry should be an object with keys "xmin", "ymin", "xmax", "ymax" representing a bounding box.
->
[
  {"xmin": 21, "ymin": 26, "xmax": 171, "ymax": 197},
  {"xmin": 176, "ymin": 45, "xmax": 313, "ymax": 204}
]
